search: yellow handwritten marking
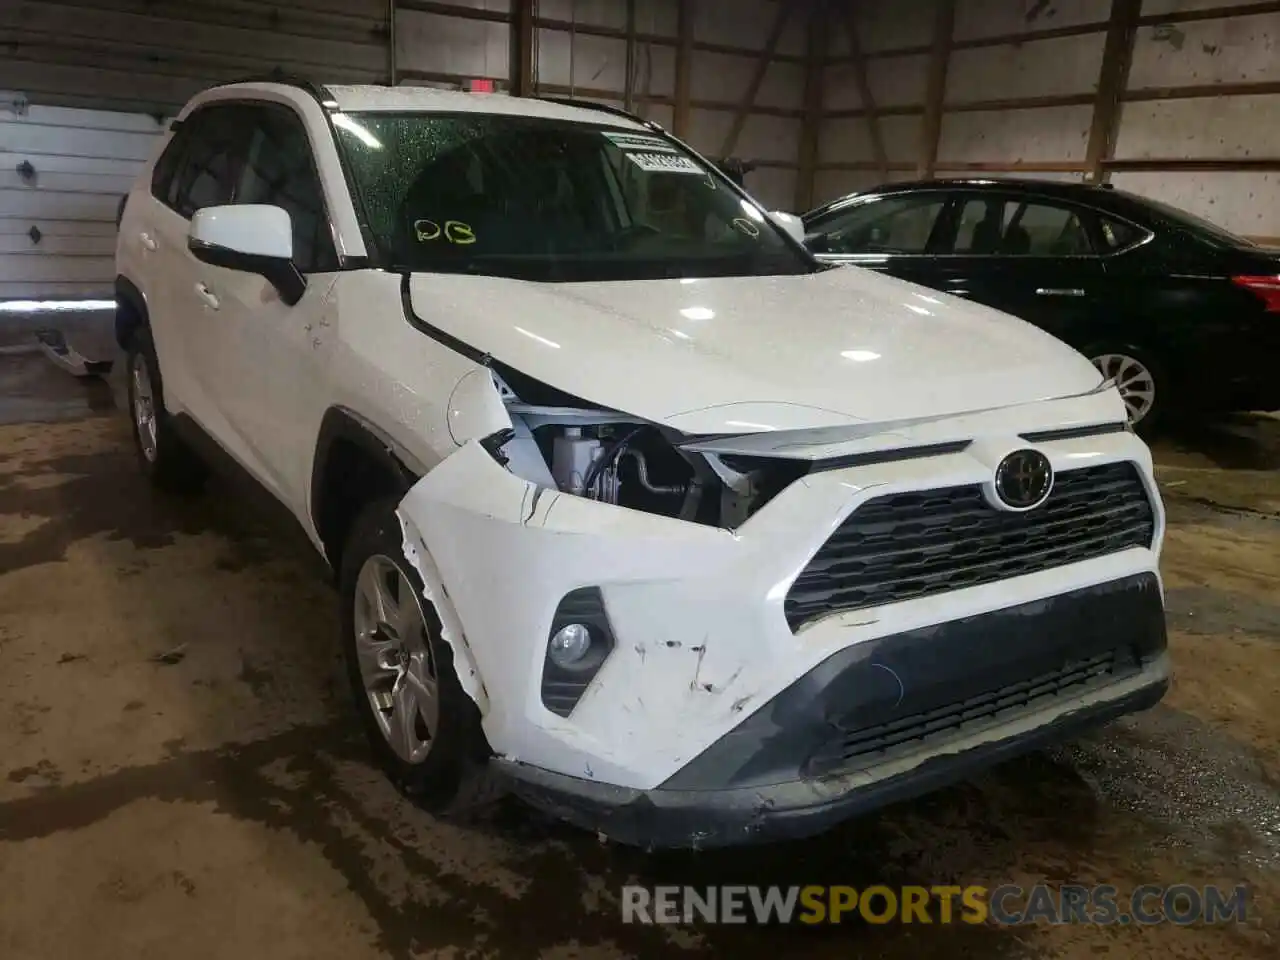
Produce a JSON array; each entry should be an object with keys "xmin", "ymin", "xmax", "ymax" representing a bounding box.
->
[
  {"xmin": 414, "ymin": 219, "xmax": 441, "ymax": 241},
  {"xmin": 445, "ymin": 220, "xmax": 476, "ymax": 245}
]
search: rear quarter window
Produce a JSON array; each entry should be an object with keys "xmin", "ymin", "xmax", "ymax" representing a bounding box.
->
[{"xmin": 1098, "ymin": 216, "xmax": 1148, "ymax": 253}]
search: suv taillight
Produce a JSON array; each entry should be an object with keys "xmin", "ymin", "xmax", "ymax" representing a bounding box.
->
[{"xmin": 1232, "ymin": 275, "xmax": 1280, "ymax": 312}]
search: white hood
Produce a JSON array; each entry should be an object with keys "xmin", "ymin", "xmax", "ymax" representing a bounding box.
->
[{"xmin": 406, "ymin": 266, "xmax": 1104, "ymax": 434}]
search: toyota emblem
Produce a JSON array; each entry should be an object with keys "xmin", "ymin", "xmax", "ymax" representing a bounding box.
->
[{"xmin": 993, "ymin": 449, "xmax": 1053, "ymax": 510}]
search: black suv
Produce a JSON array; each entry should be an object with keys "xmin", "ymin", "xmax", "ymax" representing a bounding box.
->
[{"xmin": 802, "ymin": 179, "xmax": 1280, "ymax": 431}]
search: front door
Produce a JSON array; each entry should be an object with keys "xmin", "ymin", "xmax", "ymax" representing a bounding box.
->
[{"xmin": 197, "ymin": 102, "xmax": 341, "ymax": 516}]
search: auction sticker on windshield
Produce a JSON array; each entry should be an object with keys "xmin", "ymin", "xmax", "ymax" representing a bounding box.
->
[
  {"xmin": 602, "ymin": 131, "xmax": 677, "ymax": 153},
  {"xmin": 627, "ymin": 152, "xmax": 703, "ymax": 174}
]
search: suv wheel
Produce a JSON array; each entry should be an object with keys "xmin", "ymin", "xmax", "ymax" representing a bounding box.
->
[
  {"xmin": 1088, "ymin": 345, "xmax": 1165, "ymax": 435},
  {"xmin": 339, "ymin": 498, "xmax": 496, "ymax": 813},
  {"xmin": 126, "ymin": 328, "xmax": 207, "ymax": 491}
]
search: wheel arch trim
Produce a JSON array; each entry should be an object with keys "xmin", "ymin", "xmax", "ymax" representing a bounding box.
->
[
  {"xmin": 309, "ymin": 405, "xmax": 426, "ymax": 548},
  {"xmin": 115, "ymin": 274, "xmax": 148, "ymax": 348}
]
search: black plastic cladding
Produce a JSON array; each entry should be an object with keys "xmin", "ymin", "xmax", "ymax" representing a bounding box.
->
[
  {"xmin": 804, "ymin": 647, "xmax": 1137, "ymax": 776},
  {"xmin": 541, "ymin": 588, "xmax": 615, "ymax": 718},
  {"xmin": 785, "ymin": 460, "xmax": 1155, "ymax": 630}
]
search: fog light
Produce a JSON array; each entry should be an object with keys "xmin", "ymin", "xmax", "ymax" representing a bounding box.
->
[
  {"xmin": 542, "ymin": 587, "xmax": 614, "ymax": 717},
  {"xmin": 548, "ymin": 623, "xmax": 592, "ymax": 668}
]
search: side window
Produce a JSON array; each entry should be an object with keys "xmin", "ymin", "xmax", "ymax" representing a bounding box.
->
[
  {"xmin": 150, "ymin": 125, "xmax": 190, "ymax": 204},
  {"xmin": 1098, "ymin": 216, "xmax": 1148, "ymax": 253},
  {"xmin": 235, "ymin": 106, "xmax": 338, "ymax": 273},
  {"xmin": 169, "ymin": 106, "xmax": 249, "ymax": 219},
  {"xmin": 953, "ymin": 196, "xmax": 1094, "ymax": 256},
  {"xmin": 809, "ymin": 195, "xmax": 946, "ymax": 255}
]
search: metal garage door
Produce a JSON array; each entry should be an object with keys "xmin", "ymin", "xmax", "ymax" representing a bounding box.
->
[
  {"xmin": 1, "ymin": 96, "xmax": 164, "ymax": 299},
  {"xmin": 0, "ymin": 0, "xmax": 392, "ymax": 301}
]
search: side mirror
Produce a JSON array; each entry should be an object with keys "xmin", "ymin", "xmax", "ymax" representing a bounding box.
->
[
  {"xmin": 768, "ymin": 210, "xmax": 806, "ymax": 245},
  {"xmin": 188, "ymin": 204, "xmax": 306, "ymax": 306}
]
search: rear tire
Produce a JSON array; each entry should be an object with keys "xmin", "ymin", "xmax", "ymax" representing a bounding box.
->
[
  {"xmin": 125, "ymin": 327, "xmax": 207, "ymax": 492},
  {"xmin": 339, "ymin": 497, "xmax": 497, "ymax": 814},
  {"xmin": 1086, "ymin": 343, "xmax": 1167, "ymax": 436}
]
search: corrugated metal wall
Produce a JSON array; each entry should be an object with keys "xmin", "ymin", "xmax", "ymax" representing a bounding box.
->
[
  {"xmin": 0, "ymin": 0, "xmax": 391, "ymax": 113},
  {"xmin": 0, "ymin": 0, "xmax": 393, "ymax": 298},
  {"xmin": 0, "ymin": 101, "xmax": 161, "ymax": 298}
]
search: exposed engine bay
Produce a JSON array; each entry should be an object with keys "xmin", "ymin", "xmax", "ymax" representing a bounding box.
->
[{"xmin": 484, "ymin": 369, "xmax": 806, "ymax": 529}]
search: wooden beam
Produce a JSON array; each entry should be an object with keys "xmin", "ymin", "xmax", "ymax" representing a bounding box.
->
[
  {"xmin": 1102, "ymin": 157, "xmax": 1280, "ymax": 173},
  {"xmin": 837, "ymin": 17, "xmax": 1113, "ymax": 64},
  {"xmin": 935, "ymin": 160, "xmax": 1089, "ymax": 173},
  {"xmin": 917, "ymin": 0, "xmax": 955, "ymax": 179},
  {"xmin": 813, "ymin": 160, "xmax": 1087, "ymax": 174},
  {"xmin": 838, "ymin": 1, "xmax": 888, "ymax": 179},
  {"xmin": 674, "ymin": 0, "xmax": 693, "ymax": 137},
  {"xmin": 947, "ymin": 92, "xmax": 1096, "ymax": 113},
  {"xmin": 795, "ymin": 0, "xmax": 828, "ymax": 211},
  {"xmin": 529, "ymin": 16, "xmax": 808, "ymax": 64},
  {"xmin": 513, "ymin": 0, "xmax": 535, "ymax": 96},
  {"xmin": 1136, "ymin": 0, "xmax": 1280, "ymax": 25},
  {"xmin": 718, "ymin": 1, "xmax": 793, "ymax": 159},
  {"xmin": 398, "ymin": 0, "xmax": 509, "ymax": 22},
  {"xmin": 824, "ymin": 103, "xmax": 924, "ymax": 120},
  {"xmin": 1084, "ymin": 0, "xmax": 1141, "ymax": 182},
  {"xmin": 1125, "ymin": 79, "xmax": 1280, "ymax": 102},
  {"xmin": 388, "ymin": 0, "xmax": 398, "ymax": 86}
]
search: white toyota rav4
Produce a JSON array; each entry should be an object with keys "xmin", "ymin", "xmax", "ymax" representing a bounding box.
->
[{"xmin": 115, "ymin": 79, "xmax": 1169, "ymax": 848}]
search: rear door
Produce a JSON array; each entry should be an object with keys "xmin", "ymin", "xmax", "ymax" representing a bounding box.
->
[
  {"xmin": 804, "ymin": 191, "xmax": 952, "ymax": 289},
  {"xmin": 925, "ymin": 192, "xmax": 1107, "ymax": 345},
  {"xmin": 149, "ymin": 103, "xmax": 253, "ymax": 432}
]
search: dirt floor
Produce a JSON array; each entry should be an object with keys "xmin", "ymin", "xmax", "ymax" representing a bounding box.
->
[{"xmin": 0, "ymin": 322, "xmax": 1277, "ymax": 959}]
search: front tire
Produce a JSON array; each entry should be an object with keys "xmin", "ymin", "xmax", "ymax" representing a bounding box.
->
[
  {"xmin": 339, "ymin": 498, "xmax": 495, "ymax": 813},
  {"xmin": 125, "ymin": 327, "xmax": 207, "ymax": 492}
]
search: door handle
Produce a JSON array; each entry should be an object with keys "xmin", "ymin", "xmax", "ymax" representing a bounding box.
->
[
  {"xmin": 194, "ymin": 282, "xmax": 220, "ymax": 310},
  {"xmin": 139, "ymin": 232, "xmax": 158, "ymax": 252},
  {"xmin": 1035, "ymin": 287, "xmax": 1085, "ymax": 297}
]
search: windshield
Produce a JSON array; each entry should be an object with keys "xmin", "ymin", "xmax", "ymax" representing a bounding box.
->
[
  {"xmin": 1123, "ymin": 192, "xmax": 1255, "ymax": 249},
  {"xmin": 331, "ymin": 111, "xmax": 814, "ymax": 281}
]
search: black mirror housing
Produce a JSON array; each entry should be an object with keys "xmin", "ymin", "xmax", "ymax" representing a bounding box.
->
[{"xmin": 188, "ymin": 238, "xmax": 307, "ymax": 306}]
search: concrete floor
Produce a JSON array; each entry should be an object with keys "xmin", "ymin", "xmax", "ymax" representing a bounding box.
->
[{"xmin": 1, "ymin": 317, "xmax": 1278, "ymax": 959}]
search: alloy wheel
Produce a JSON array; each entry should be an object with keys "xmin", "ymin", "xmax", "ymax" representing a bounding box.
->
[
  {"xmin": 353, "ymin": 554, "xmax": 440, "ymax": 765},
  {"xmin": 1092, "ymin": 352, "xmax": 1156, "ymax": 425},
  {"xmin": 130, "ymin": 352, "xmax": 159, "ymax": 462}
]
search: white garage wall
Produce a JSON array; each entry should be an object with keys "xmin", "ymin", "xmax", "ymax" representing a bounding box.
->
[
  {"xmin": 814, "ymin": 1, "xmax": 928, "ymax": 206},
  {"xmin": 1114, "ymin": 4, "xmax": 1280, "ymax": 240},
  {"xmin": 0, "ymin": 101, "xmax": 165, "ymax": 298}
]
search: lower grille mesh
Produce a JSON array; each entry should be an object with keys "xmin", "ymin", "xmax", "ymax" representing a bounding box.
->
[{"xmin": 806, "ymin": 648, "xmax": 1137, "ymax": 776}]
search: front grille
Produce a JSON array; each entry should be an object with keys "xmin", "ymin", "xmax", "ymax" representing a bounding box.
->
[
  {"xmin": 785, "ymin": 461, "xmax": 1154, "ymax": 629},
  {"xmin": 806, "ymin": 648, "xmax": 1138, "ymax": 777}
]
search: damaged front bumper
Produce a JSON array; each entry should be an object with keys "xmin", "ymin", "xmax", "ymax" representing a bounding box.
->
[
  {"xmin": 498, "ymin": 574, "xmax": 1169, "ymax": 848},
  {"xmin": 396, "ymin": 427, "xmax": 1167, "ymax": 846}
]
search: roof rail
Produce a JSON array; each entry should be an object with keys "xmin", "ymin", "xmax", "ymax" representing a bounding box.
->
[
  {"xmin": 536, "ymin": 96, "xmax": 661, "ymax": 130},
  {"xmin": 219, "ymin": 70, "xmax": 336, "ymax": 108}
]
